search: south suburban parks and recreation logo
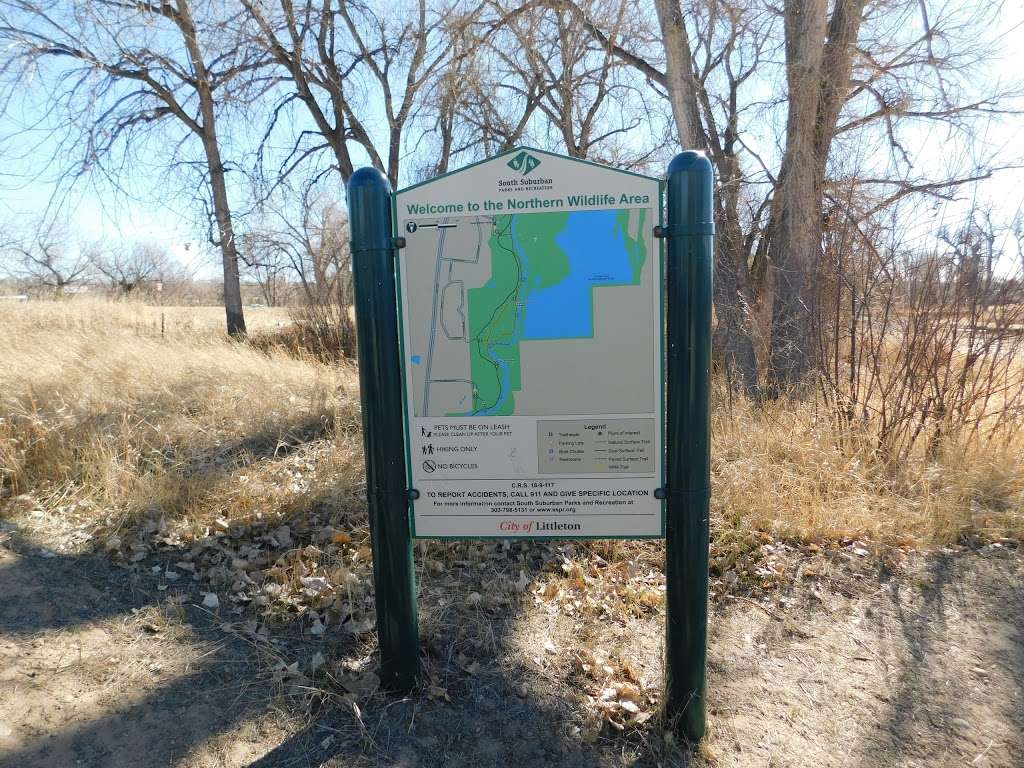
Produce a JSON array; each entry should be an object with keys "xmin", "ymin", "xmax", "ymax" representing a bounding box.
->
[
  {"xmin": 498, "ymin": 150, "xmax": 554, "ymax": 192},
  {"xmin": 507, "ymin": 150, "xmax": 541, "ymax": 175}
]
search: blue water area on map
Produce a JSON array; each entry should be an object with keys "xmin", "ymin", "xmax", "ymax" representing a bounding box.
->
[
  {"xmin": 473, "ymin": 210, "xmax": 637, "ymax": 416},
  {"xmin": 521, "ymin": 210, "xmax": 634, "ymax": 340}
]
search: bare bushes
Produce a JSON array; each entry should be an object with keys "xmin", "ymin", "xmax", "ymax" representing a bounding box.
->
[
  {"xmin": 815, "ymin": 208, "xmax": 1024, "ymax": 465},
  {"xmin": 712, "ymin": 384, "xmax": 1023, "ymax": 545},
  {"xmin": 288, "ymin": 298, "xmax": 357, "ymax": 361},
  {"xmin": 248, "ymin": 300, "xmax": 356, "ymax": 363},
  {"xmin": 698, "ymin": 205, "xmax": 1024, "ymax": 545},
  {"xmin": 242, "ymin": 199, "xmax": 357, "ymax": 362},
  {"xmin": 247, "ymin": 284, "xmax": 357, "ymax": 363}
]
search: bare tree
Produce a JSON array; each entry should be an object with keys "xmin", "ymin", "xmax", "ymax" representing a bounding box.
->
[
  {"xmin": 566, "ymin": 0, "xmax": 768, "ymax": 393},
  {"xmin": 3, "ymin": 219, "xmax": 88, "ymax": 296},
  {"xmin": 407, "ymin": 12, "xmax": 486, "ymax": 178},
  {"xmin": 239, "ymin": 230, "xmax": 292, "ymax": 307},
  {"xmin": 89, "ymin": 241, "xmax": 172, "ymax": 296},
  {"xmin": 240, "ymin": 186, "xmax": 356, "ymax": 355},
  {"xmin": 420, "ymin": 4, "xmax": 546, "ymax": 165},
  {"xmin": 0, "ymin": 0, "xmax": 266, "ymax": 335},
  {"xmin": 572, "ymin": 0, "xmax": 1021, "ymax": 396},
  {"xmin": 242, "ymin": 0, "xmax": 478, "ymax": 188},
  {"xmin": 937, "ymin": 209, "xmax": 1000, "ymax": 303},
  {"xmin": 756, "ymin": 0, "xmax": 863, "ymax": 394},
  {"xmin": 428, "ymin": 0, "xmax": 663, "ymax": 173},
  {"xmin": 244, "ymin": 189, "xmax": 349, "ymax": 303}
]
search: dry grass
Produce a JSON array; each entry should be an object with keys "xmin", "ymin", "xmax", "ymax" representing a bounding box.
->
[
  {"xmin": 0, "ymin": 299, "xmax": 1021, "ymax": 764},
  {"xmin": 1, "ymin": 297, "xmax": 293, "ymax": 336},
  {"xmin": 0, "ymin": 298, "xmax": 361, "ymax": 539},
  {"xmin": 712, "ymin": 386, "xmax": 1023, "ymax": 547},
  {"xmin": 1, "ymin": 299, "xmax": 1021, "ymax": 552}
]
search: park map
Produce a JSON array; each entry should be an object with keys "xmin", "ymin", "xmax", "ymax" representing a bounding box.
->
[{"xmin": 404, "ymin": 208, "xmax": 656, "ymax": 418}]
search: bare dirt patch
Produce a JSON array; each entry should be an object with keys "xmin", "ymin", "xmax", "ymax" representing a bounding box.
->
[
  {"xmin": 1, "ymin": 509, "xmax": 1020, "ymax": 768},
  {"xmin": 703, "ymin": 548, "xmax": 1023, "ymax": 767},
  {"xmin": 0, "ymin": 528, "xmax": 296, "ymax": 768}
]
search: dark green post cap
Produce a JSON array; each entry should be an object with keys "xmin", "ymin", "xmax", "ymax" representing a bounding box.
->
[{"xmin": 347, "ymin": 167, "xmax": 393, "ymax": 253}]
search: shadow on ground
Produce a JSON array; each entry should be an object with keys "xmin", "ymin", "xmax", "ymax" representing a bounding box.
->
[
  {"xmin": 0, "ymin": 515, "xmax": 681, "ymax": 768},
  {"xmin": 2, "ymin": 499, "xmax": 1022, "ymax": 768},
  {"xmin": 856, "ymin": 551, "xmax": 1024, "ymax": 766}
]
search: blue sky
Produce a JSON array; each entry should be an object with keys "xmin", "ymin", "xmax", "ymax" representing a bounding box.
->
[{"xmin": 1, "ymin": 1, "xmax": 1022, "ymax": 279}]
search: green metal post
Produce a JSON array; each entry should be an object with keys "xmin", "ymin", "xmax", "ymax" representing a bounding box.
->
[
  {"xmin": 347, "ymin": 167, "xmax": 419, "ymax": 691},
  {"xmin": 664, "ymin": 151, "xmax": 714, "ymax": 742}
]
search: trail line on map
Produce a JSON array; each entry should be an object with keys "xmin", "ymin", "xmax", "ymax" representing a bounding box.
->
[{"xmin": 470, "ymin": 216, "xmax": 523, "ymax": 415}]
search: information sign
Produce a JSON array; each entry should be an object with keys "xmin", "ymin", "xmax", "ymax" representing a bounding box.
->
[{"xmin": 394, "ymin": 149, "xmax": 663, "ymax": 537}]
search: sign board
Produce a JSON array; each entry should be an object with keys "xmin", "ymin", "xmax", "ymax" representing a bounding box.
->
[
  {"xmin": 394, "ymin": 148, "xmax": 664, "ymax": 538},
  {"xmin": 350, "ymin": 148, "xmax": 710, "ymax": 730}
]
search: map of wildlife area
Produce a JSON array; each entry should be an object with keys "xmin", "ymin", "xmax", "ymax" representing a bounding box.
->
[{"xmin": 403, "ymin": 208, "xmax": 657, "ymax": 418}]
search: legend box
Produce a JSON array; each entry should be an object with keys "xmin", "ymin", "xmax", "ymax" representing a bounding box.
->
[{"xmin": 537, "ymin": 418, "xmax": 655, "ymax": 474}]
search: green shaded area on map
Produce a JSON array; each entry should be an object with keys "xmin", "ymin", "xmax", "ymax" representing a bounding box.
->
[
  {"xmin": 463, "ymin": 215, "xmax": 522, "ymax": 416},
  {"xmin": 451, "ymin": 209, "xmax": 648, "ymax": 417},
  {"xmin": 622, "ymin": 209, "xmax": 647, "ymax": 283}
]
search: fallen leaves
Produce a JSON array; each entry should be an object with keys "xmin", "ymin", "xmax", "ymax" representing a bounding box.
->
[
  {"xmin": 272, "ymin": 659, "xmax": 302, "ymax": 681},
  {"xmin": 572, "ymin": 648, "xmax": 656, "ymax": 732},
  {"xmin": 595, "ymin": 682, "xmax": 655, "ymax": 730},
  {"xmin": 427, "ymin": 685, "xmax": 451, "ymax": 702},
  {"xmin": 534, "ymin": 551, "xmax": 665, "ymax": 621},
  {"xmin": 338, "ymin": 669, "xmax": 380, "ymax": 696}
]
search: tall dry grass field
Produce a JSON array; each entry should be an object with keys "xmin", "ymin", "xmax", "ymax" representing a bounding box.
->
[
  {"xmin": 1, "ymin": 299, "xmax": 1021, "ymax": 554},
  {"xmin": 712, "ymin": 387, "xmax": 1023, "ymax": 547},
  {"xmin": 0, "ymin": 299, "xmax": 364, "ymax": 541}
]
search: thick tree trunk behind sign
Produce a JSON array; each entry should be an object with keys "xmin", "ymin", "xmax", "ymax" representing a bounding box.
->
[
  {"xmin": 765, "ymin": 0, "xmax": 827, "ymax": 392},
  {"xmin": 766, "ymin": 0, "xmax": 866, "ymax": 394},
  {"xmin": 654, "ymin": 0, "xmax": 761, "ymax": 396},
  {"xmin": 653, "ymin": 0, "xmax": 701, "ymax": 147}
]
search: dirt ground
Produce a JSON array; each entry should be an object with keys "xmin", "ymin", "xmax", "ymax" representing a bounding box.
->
[{"xmin": 0, "ymin": 509, "xmax": 1021, "ymax": 768}]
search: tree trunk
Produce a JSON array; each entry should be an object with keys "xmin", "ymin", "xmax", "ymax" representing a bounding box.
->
[
  {"xmin": 177, "ymin": 0, "xmax": 246, "ymax": 337},
  {"xmin": 764, "ymin": 0, "xmax": 867, "ymax": 395},
  {"xmin": 206, "ymin": 141, "xmax": 247, "ymax": 337},
  {"xmin": 764, "ymin": 0, "xmax": 828, "ymax": 394},
  {"xmin": 652, "ymin": 0, "xmax": 701, "ymax": 147}
]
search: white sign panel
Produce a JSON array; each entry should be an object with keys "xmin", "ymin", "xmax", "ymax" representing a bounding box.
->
[{"xmin": 395, "ymin": 148, "xmax": 663, "ymax": 538}]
